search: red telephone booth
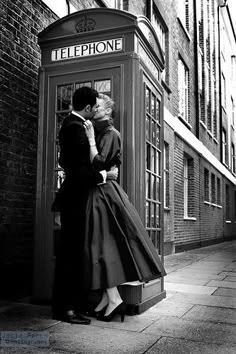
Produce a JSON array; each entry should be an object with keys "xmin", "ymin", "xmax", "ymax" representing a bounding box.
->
[{"xmin": 34, "ymin": 8, "xmax": 165, "ymax": 313}]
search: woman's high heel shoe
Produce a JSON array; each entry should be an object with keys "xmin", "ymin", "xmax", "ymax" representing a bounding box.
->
[
  {"xmin": 86, "ymin": 306, "xmax": 107, "ymax": 318},
  {"xmin": 98, "ymin": 302, "xmax": 126, "ymax": 322}
]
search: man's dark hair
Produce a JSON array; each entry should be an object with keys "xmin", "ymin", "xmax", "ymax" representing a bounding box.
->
[{"xmin": 72, "ymin": 86, "xmax": 98, "ymax": 111}]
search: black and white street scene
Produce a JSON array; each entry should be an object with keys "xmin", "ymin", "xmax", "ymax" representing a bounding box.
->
[{"xmin": 0, "ymin": 1, "xmax": 236, "ymax": 353}]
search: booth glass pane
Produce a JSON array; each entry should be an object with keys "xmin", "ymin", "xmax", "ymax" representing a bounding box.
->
[
  {"xmin": 156, "ymin": 125, "xmax": 160, "ymax": 148},
  {"xmin": 156, "ymin": 99, "xmax": 160, "ymax": 122},
  {"xmin": 151, "ymin": 93, "xmax": 155, "ymax": 117},
  {"xmin": 156, "ymin": 230, "xmax": 161, "ymax": 254},
  {"xmin": 151, "ymin": 202, "xmax": 155, "ymax": 228},
  {"xmin": 156, "ymin": 204, "xmax": 160, "ymax": 227},
  {"xmin": 55, "ymin": 170, "xmax": 65, "ymax": 191},
  {"xmin": 94, "ymin": 79, "xmax": 111, "ymax": 95},
  {"xmin": 151, "ymin": 230, "xmax": 157, "ymax": 247},
  {"xmin": 146, "ymin": 87, "xmax": 150, "ymax": 113},
  {"xmin": 56, "ymin": 113, "xmax": 68, "ymax": 140},
  {"xmin": 151, "ymin": 174, "xmax": 156, "ymax": 200},
  {"xmin": 75, "ymin": 81, "xmax": 92, "ymax": 89},
  {"xmin": 146, "ymin": 117, "xmax": 150, "ymax": 141},
  {"xmin": 146, "ymin": 143, "xmax": 150, "ymax": 170},
  {"xmin": 146, "ymin": 201, "xmax": 150, "ymax": 227},
  {"xmin": 156, "ymin": 151, "xmax": 160, "ymax": 175},
  {"xmin": 151, "ymin": 147, "xmax": 155, "ymax": 172},
  {"xmin": 156, "ymin": 177, "xmax": 160, "ymax": 201},
  {"xmin": 146, "ymin": 172, "xmax": 150, "ymax": 198},
  {"xmin": 55, "ymin": 142, "xmax": 60, "ymax": 169},
  {"xmin": 57, "ymin": 84, "xmax": 73, "ymax": 111},
  {"xmin": 152, "ymin": 119, "xmax": 156, "ymax": 145}
]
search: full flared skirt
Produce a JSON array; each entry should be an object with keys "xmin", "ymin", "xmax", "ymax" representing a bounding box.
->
[{"xmin": 82, "ymin": 181, "xmax": 166, "ymax": 290}]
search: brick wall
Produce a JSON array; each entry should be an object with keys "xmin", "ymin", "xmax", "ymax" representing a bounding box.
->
[
  {"xmin": 174, "ymin": 136, "xmax": 201, "ymax": 247},
  {"xmin": 0, "ymin": 0, "xmax": 58, "ymax": 298}
]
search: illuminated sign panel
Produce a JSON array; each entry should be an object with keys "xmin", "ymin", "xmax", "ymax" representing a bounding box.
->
[{"xmin": 51, "ymin": 38, "xmax": 123, "ymax": 61}]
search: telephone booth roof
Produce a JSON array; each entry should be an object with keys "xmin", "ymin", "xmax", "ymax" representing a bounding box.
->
[{"xmin": 38, "ymin": 8, "xmax": 165, "ymax": 70}]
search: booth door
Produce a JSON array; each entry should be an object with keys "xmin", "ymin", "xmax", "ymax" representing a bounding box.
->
[
  {"xmin": 47, "ymin": 68, "xmax": 121, "ymax": 259},
  {"xmin": 144, "ymin": 76, "xmax": 163, "ymax": 255}
]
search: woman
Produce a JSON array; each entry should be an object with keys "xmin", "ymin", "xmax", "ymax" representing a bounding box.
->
[{"xmin": 83, "ymin": 94, "xmax": 166, "ymax": 322}]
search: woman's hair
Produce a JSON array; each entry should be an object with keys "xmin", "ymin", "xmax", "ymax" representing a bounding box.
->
[{"xmin": 98, "ymin": 93, "xmax": 115, "ymax": 112}]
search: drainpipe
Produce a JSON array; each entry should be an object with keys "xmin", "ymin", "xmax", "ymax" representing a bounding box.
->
[
  {"xmin": 66, "ymin": 0, "xmax": 70, "ymax": 15},
  {"xmin": 218, "ymin": 0, "xmax": 227, "ymax": 163},
  {"xmin": 193, "ymin": 0, "xmax": 200, "ymax": 139}
]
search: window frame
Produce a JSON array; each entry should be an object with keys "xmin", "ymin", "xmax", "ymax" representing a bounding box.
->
[
  {"xmin": 211, "ymin": 173, "xmax": 216, "ymax": 204},
  {"xmin": 231, "ymin": 96, "xmax": 235, "ymax": 128},
  {"xmin": 163, "ymin": 142, "xmax": 170, "ymax": 209},
  {"xmin": 222, "ymin": 128, "xmax": 227, "ymax": 165},
  {"xmin": 183, "ymin": 156, "xmax": 189, "ymax": 218},
  {"xmin": 221, "ymin": 73, "xmax": 226, "ymax": 109},
  {"xmin": 217, "ymin": 177, "xmax": 221, "ymax": 206},
  {"xmin": 225, "ymin": 184, "xmax": 230, "ymax": 221},
  {"xmin": 178, "ymin": 57, "xmax": 190, "ymax": 124},
  {"xmin": 231, "ymin": 143, "xmax": 236, "ymax": 174},
  {"xmin": 178, "ymin": 0, "xmax": 190, "ymax": 33},
  {"xmin": 148, "ymin": 1, "xmax": 169, "ymax": 84},
  {"xmin": 204, "ymin": 168, "xmax": 210, "ymax": 202}
]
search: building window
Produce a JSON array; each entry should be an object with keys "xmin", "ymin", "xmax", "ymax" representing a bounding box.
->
[
  {"xmin": 164, "ymin": 142, "xmax": 170, "ymax": 208},
  {"xmin": 178, "ymin": 57, "xmax": 189, "ymax": 123},
  {"xmin": 198, "ymin": 0, "xmax": 217, "ymax": 133},
  {"xmin": 231, "ymin": 56, "xmax": 236, "ymax": 82},
  {"xmin": 213, "ymin": 90, "xmax": 217, "ymax": 139},
  {"xmin": 231, "ymin": 143, "xmax": 236, "ymax": 174},
  {"xmin": 184, "ymin": 157, "xmax": 189, "ymax": 217},
  {"xmin": 178, "ymin": 0, "xmax": 189, "ymax": 32},
  {"xmin": 231, "ymin": 97, "xmax": 235, "ymax": 128},
  {"xmin": 221, "ymin": 73, "xmax": 226, "ymax": 109},
  {"xmin": 42, "ymin": 0, "xmax": 77, "ymax": 17},
  {"xmin": 102, "ymin": 0, "xmax": 123, "ymax": 9},
  {"xmin": 152, "ymin": 8, "xmax": 165, "ymax": 52},
  {"xmin": 184, "ymin": 156, "xmax": 194, "ymax": 218},
  {"xmin": 207, "ymin": 66, "xmax": 212, "ymax": 132},
  {"xmin": 204, "ymin": 168, "xmax": 210, "ymax": 202},
  {"xmin": 217, "ymin": 177, "xmax": 221, "ymax": 206},
  {"xmin": 197, "ymin": 0, "xmax": 203, "ymax": 47},
  {"xmin": 211, "ymin": 173, "xmax": 216, "ymax": 204},
  {"xmin": 149, "ymin": 3, "xmax": 168, "ymax": 83},
  {"xmin": 222, "ymin": 129, "xmax": 227, "ymax": 165},
  {"xmin": 226, "ymin": 184, "xmax": 230, "ymax": 220}
]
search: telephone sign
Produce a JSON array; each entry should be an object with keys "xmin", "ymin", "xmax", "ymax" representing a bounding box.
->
[{"xmin": 51, "ymin": 37, "xmax": 123, "ymax": 61}]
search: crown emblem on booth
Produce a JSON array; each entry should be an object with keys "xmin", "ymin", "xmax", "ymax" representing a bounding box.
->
[{"xmin": 76, "ymin": 16, "xmax": 96, "ymax": 32}]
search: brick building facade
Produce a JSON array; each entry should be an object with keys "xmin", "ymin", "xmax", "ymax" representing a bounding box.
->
[{"xmin": 0, "ymin": 0, "xmax": 235, "ymax": 298}]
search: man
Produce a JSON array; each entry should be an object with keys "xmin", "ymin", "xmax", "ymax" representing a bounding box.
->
[{"xmin": 52, "ymin": 87, "xmax": 117, "ymax": 324}]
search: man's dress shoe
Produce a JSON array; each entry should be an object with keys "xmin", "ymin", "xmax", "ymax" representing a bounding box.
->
[{"xmin": 53, "ymin": 312, "xmax": 91, "ymax": 325}]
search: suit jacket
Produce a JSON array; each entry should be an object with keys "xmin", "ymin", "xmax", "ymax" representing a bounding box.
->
[{"xmin": 52, "ymin": 113, "xmax": 103, "ymax": 211}]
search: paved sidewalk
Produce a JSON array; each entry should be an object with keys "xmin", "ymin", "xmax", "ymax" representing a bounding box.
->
[{"xmin": 0, "ymin": 240, "xmax": 236, "ymax": 353}]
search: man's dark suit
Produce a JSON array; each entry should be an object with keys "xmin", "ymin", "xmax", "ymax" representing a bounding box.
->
[{"xmin": 52, "ymin": 112, "xmax": 103, "ymax": 315}]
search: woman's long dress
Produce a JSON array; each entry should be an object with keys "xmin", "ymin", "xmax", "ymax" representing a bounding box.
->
[{"xmin": 82, "ymin": 120, "xmax": 166, "ymax": 290}]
